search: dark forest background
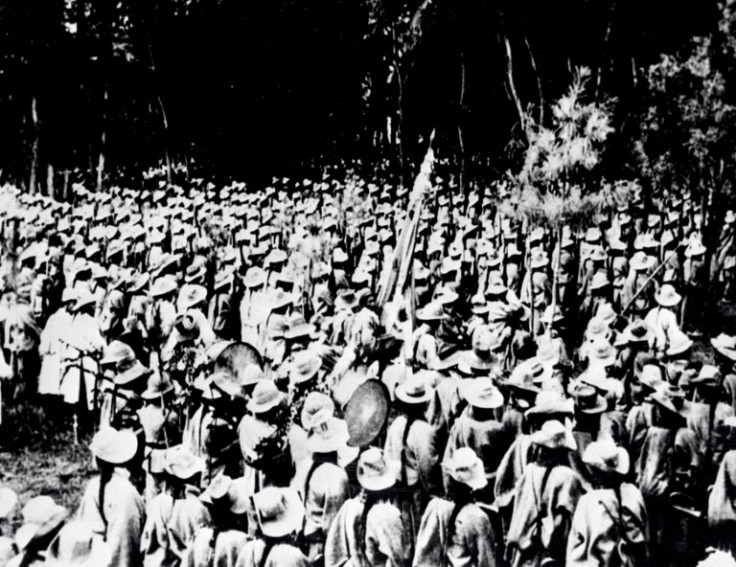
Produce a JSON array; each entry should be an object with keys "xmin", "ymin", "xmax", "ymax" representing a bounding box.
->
[{"xmin": 0, "ymin": 0, "xmax": 726, "ymax": 194}]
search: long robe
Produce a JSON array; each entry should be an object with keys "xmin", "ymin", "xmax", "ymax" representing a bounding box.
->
[
  {"xmin": 236, "ymin": 541, "xmax": 309, "ymax": 567},
  {"xmin": 183, "ymin": 528, "xmax": 249, "ymax": 567},
  {"xmin": 60, "ymin": 312, "xmax": 106, "ymax": 407},
  {"xmin": 37, "ymin": 307, "xmax": 72, "ymax": 395},
  {"xmin": 77, "ymin": 469, "xmax": 146, "ymax": 567},
  {"xmin": 292, "ymin": 459, "xmax": 351, "ymax": 541},
  {"xmin": 708, "ymin": 450, "xmax": 736, "ymax": 557},
  {"xmin": 325, "ymin": 496, "xmax": 408, "ymax": 567},
  {"xmin": 413, "ymin": 498, "xmax": 500, "ymax": 567},
  {"xmin": 506, "ymin": 463, "xmax": 584, "ymax": 567},
  {"xmin": 141, "ymin": 493, "xmax": 177, "ymax": 567},
  {"xmin": 443, "ymin": 408, "xmax": 511, "ymax": 492},
  {"xmin": 566, "ymin": 483, "xmax": 649, "ymax": 567}
]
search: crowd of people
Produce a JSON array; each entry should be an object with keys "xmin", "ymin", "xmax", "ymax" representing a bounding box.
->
[{"xmin": 0, "ymin": 174, "xmax": 735, "ymax": 567}]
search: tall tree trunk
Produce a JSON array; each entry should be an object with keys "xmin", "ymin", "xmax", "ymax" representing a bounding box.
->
[
  {"xmin": 457, "ymin": 56, "xmax": 467, "ymax": 197},
  {"xmin": 29, "ymin": 96, "xmax": 39, "ymax": 194},
  {"xmin": 596, "ymin": 0, "xmax": 617, "ymax": 99},
  {"xmin": 503, "ymin": 34, "xmax": 527, "ymax": 137},
  {"xmin": 47, "ymin": 163, "xmax": 54, "ymax": 199},
  {"xmin": 96, "ymin": 87, "xmax": 107, "ymax": 193},
  {"xmin": 524, "ymin": 33, "xmax": 544, "ymax": 125}
]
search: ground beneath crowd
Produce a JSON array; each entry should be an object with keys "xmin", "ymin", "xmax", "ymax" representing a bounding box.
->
[
  {"xmin": 0, "ymin": 419, "xmax": 94, "ymax": 532},
  {"xmin": 0, "ymin": 303, "xmax": 734, "ymax": 537}
]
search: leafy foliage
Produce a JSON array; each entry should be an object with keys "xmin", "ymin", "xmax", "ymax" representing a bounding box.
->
[
  {"xmin": 633, "ymin": 2, "xmax": 736, "ymax": 201},
  {"xmin": 501, "ymin": 68, "xmax": 623, "ymax": 229}
]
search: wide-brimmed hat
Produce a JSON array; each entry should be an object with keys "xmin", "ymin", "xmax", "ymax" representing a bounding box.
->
[
  {"xmin": 151, "ymin": 276, "xmax": 177, "ymax": 299},
  {"xmin": 416, "ymin": 302, "xmax": 444, "ymax": 322},
  {"xmin": 585, "ymin": 227, "xmax": 602, "ymax": 243},
  {"xmin": 184, "ymin": 262, "xmax": 207, "ymax": 284},
  {"xmin": 45, "ymin": 521, "xmax": 111, "ymax": 567},
  {"xmin": 590, "ymin": 272, "xmax": 610, "ymax": 291},
  {"xmin": 72, "ymin": 292, "xmax": 96, "ymax": 312},
  {"xmin": 630, "ymin": 251, "xmax": 653, "ymax": 272},
  {"xmin": 540, "ymin": 305, "xmax": 564, "ymax": 324},
  {"xmin": 504, "ymin": 364, "xmax": 541, "ymax": 395},
  {"xmin": 163, "ymin": 445, "xmax": 205, "ymax": 480},
  {"xmin": 470, "ymin": 293, "xmax": 489, "ymax": 315},
  {"xmin": 571, "ymin": 383, "xmax": 607, "ymax": 414},
  {"xmin": 620, "ymin": 320, "xmax": 651, "ymax": 345},
  {"xmin": 213, "ymin": 271, "xmax": 234, "ymax": 293},
  {"xmin": 485, "ymin": 277, "xmax": 508, "ymax": 296},
  {"xmin": 209, "ymin": 371, "xmax": 244, "ymax": 398},
  {"xmin": 442, "ymin": 447, "xmax": 487, "ymax": 491},
  {"xmin": 649, "ymin": 383, "xmax": 690, "ymax": 420},
  {"xmin": 655, "ymin": 284, "xmax": 681, "ymax": 307},
  {"xmin": 241, "ymin": 365, "xmax": 266, "ymax": 388},
  {"xmin": 290, "ymin": 350, "xmax": 322, "ymax": 384},
  {"xmin": 667, "ymin": 331, "xmax": 693, "ymax": 357},
  {"xmin": 270, "ymin": 289, "xmax": 296, "ymax": 311},
  {"xmin": 128, "ymin": 273, "xmax": 150, "ymax": 295},
  {"xmin": 691, "ymin": 364, "xmax": 720, "ymax": 387},
  {"xmin": 179, "ymin": 285, "xmax": 208, "ymax": 311},
  {"xmin": 200, "ymin": 473, "xmax": 250, "ymax": 515},
  {"xmin": 712, "ymin": 333, "xmax": 736, "ymax": 361},
  {"xmin": 307, "ymin": 417, "xmax": 350, "ymax": 453},
  {"xmin": 529, "ymin": 250, "xmax": 548, "ymax": 270},
  {"xmin": 90, "ymin": 427, "xmax": 138, "ymax": 465},
  {"xmin": 114, "ymin": 361, "xmax": 153, "ymax": 387},
  {"xmin": 332, "ymin": 248, "xmax": 348, "ymax": 264},
  {"xmin": 637, "ymin": 364, "xmax": 664, "ymax": 391},
  {"xmin": 395, "ymin": 373, "xmax": 433, "ymax": 405},
  {"xmin": 587, "ymin": 339, "xmax": 616, "ymax": 368},
  {"xmin": 247, "ymin": 380, "xmax": 285, "ymax": 413},
  {"xmin": 460, "ymin": 378, "xmax": 504, "ymax": 409},
  {"xmin": 357, "ymin": 448, "xmax": 398, "ymax": 491},
  {"xmin": 253, "ymin": 487, "xmax": 305, "ymax": 538},
  {"xmin": 684, "ymin": 239, "xmax": 707, "ymax": 258},
  {"xmin": 284, "ymin": 316, "xmax": 317, "ymax": 342},
  {"xmin": 15, "ymin": 505, "xmax": 69, "ymax": 553},
  {"xmin": 244, "ymin": 267, "xmax": 267, "ymax": 288},
  {"xmin": 141, "ymin": 374, "xmax": 175, "ymax": 407},
  {"xmin": 300, "ymin": 392, "xmax": 336, "ymax": 430},
  {"xmin": 530, "ymin": 420, "xmax": 576, "ymax": 450},
  {"xmin": 584, "ymin": 318, "xmax": 613, "ymax": 344},
  {"xmin": 265, "ymin": 249, "xmax": 288, "ymax": 266},
  {"xmin": 99, "ymin": 341, "xmax": 135, "ymax": 367},
  {"xmin": 174, "ymin": 314, "xmax": 200, "ymax": 342}
]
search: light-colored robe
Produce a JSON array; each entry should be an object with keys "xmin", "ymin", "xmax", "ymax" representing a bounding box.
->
[
  {"xmin": 506, "ymin": 463, "xmax": 584, "ymax": 567},
  {"xmin": 325, "ymin": 497, "xmax": 408, "ymax": 567},
  {"xmin": 413, "ymin": 498, "xmax": 499, "ymax": 567},
  {"xmin": 566, "ymin": 483, "xmax": 649, "ymax": 567},
  {"xmin": 77, "ymin": 469, "xmax": 146, "ymax": 567}
]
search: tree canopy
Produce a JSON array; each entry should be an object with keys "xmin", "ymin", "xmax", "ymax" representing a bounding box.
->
[{"xmin": 0, "ymin": 0, "xmax": 726, "ymax": 193}]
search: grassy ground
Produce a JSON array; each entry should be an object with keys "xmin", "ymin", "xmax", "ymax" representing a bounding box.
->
[{"xmin": 0, "ymin": 408, "xmax": 95, "ymax": 533}]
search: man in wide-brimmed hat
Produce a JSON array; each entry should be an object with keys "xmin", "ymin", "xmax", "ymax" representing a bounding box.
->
[
  {"xmin": 292, "ymin": 413, "xmax": 351, "ymax": 565},
  {"xmin": 506, "ymin": 419, "xmax": 583, "ymax": 567},
  {"xmin": 686, "ymin": 365, "xmax": 735, "ymax": 484},
  {"xmin": 645, "ymin": 283, "xmax": 683, "ymax": 358},
  {"xmin": 712, "ymin": 333, "xmax": 736, "ymax": 409},
  {"xmin": 326, "ymin": 448, "xmax": 408, "ymax": 567},
  {"xmin": 238, "ymin": 380, "xmax": 293, "ymax": 494},
  {"xmin": 443, "ymin": 377, "xmax": 508, "ymax": 498},
  {"xmin": 384, "ymin": 373, "xmax": 441, "ymax": 541},
  {"xmin": 567, "ymin": 441, "xmax": 648, "ymax": 567}
]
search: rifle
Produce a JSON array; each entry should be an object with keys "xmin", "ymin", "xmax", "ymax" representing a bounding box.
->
[{"xmin": 621, "ymin": 243, "xmax": 685, "ymax": 316}]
